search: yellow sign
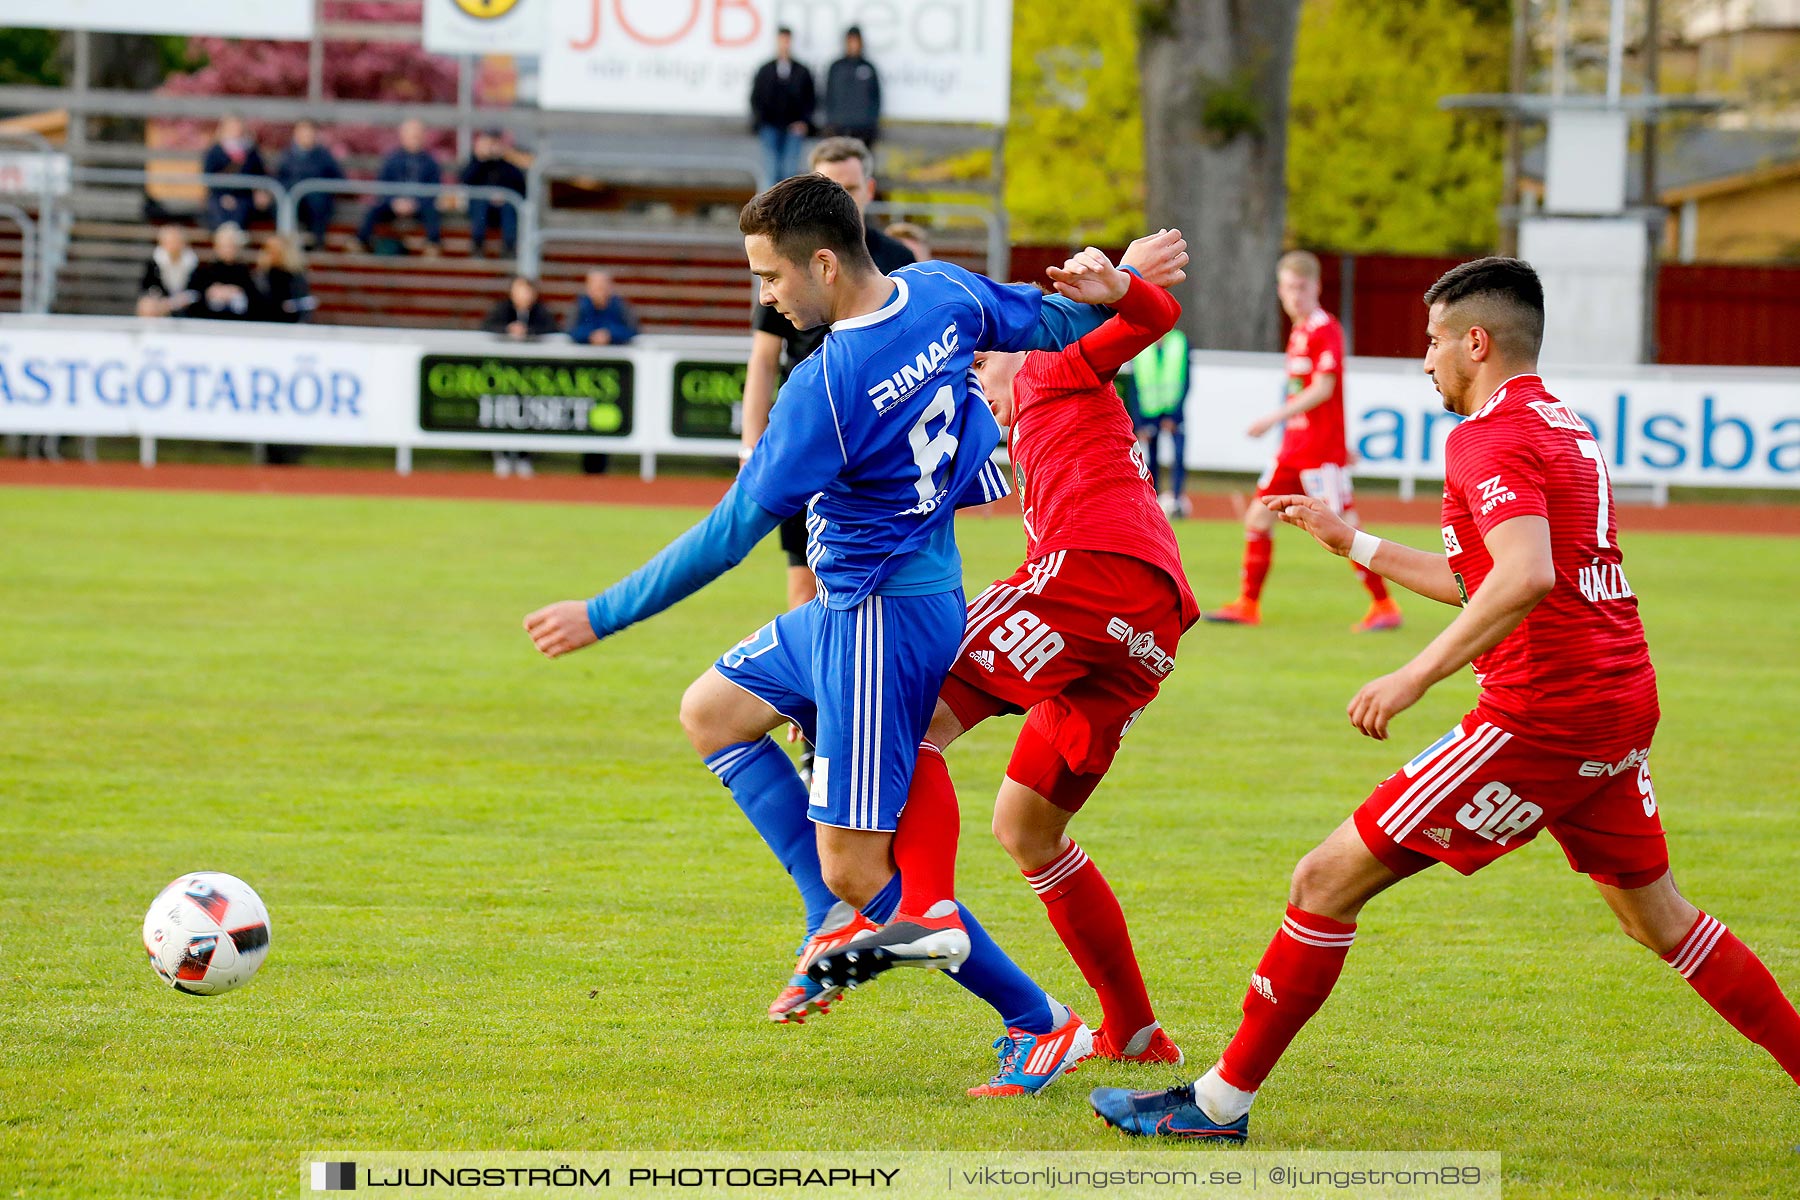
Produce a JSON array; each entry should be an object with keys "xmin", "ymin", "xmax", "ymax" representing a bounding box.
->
[{"xmin": 452, "ymin": 0, "xmax": 519, "ymax": 19}]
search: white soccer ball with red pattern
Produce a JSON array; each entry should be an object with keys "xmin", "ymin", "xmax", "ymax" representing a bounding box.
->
[{"xmin": 142, "ymin": 872, "xmax": 272, "ymax": 995}]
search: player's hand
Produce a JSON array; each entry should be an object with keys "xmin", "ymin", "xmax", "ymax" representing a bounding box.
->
[
  {"xmin": 1347, "ymin": 667, "xmax": 1428, "ymax": 741},
  {"xmin": 1247, "ymin": 412, "xmax": 1281, "ymax": 438},
  {"xmin": 1119, "ymin": 228, "xmax": 1188, "ymax": 289},
  {"xmin": 1047, "ymin": 247, "xmax": 1130, "ymax": 305},
  {"xmin": 1263, "ymin": 493, "xmax": 1354, "ymax": 557},
  {"xmin": 524, "ymin": 601, "xmax": 599, "ymax": 659}
]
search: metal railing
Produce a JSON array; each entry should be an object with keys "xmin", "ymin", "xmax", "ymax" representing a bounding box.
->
[
  {"xmin": 281, "ymin": 177, "xmax": 528, "ymax": 245},
  {"xmin": 0, "ymin": 131, "xmax": 63, "ymax": 311},
  {"xmin": 71, "ymin": 165, "xmax": 294, "ymax": 235},
  {"xmin": 0, "ymin": 202, "xmax": 38, "ymax": 312}
]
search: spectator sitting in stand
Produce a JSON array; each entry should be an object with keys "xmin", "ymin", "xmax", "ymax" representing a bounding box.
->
[
  {"xmin": 459, "ymin": 130, "xmax": 527, "ymax": 259},
  {"xmin": 276, "ymin": 119, "xmax": 344, "ymax": 251},
  {"xmin": 481, "ymin": 276, "xmax": 558, "ymax": 479},
  {"xmin": 186, "ymin": 224, "xmax": 258, "ymax": 320},
  {"xmin": 252, "ymin": 233, "xmax": 315, "ymax": 324},
  {"xmin": 568, "ymin": 270, "xmax": 639, "ymax": 346},
  {"xmin": 135, "ymin": 223, "xmax": 198, "ymax": 317},
  {"xmin": 883, "ymin": 221, "xmax": 931, "ymax": 262},
  {"xmin": 355, "ymin": 118, "xmax": 445, "ymax": 256},
  {"xmin": 482, "ymin": 275, "xmax": 560, "ymax": 340},
  {"xmin": 822, "ymin": 26, "xmax": 882, "ymax": 147},
  {"xmin": 749, "ymin": 25, "xmax": 816, "ymax": 187},
  {"xmin": 202, "ymin": 114, "xmax": 271, "ymax": 230}
]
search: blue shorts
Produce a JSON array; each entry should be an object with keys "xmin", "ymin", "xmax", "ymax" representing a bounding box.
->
[{"xmin": 716, "ymin": 590, "xmax": 964, "ymax": 832}]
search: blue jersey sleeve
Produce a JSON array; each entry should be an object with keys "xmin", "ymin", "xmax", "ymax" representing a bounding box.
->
[
  {"xmin": 585, "ymin": 482, "xmax": 781, "ymax": 639},
  {"xmin": 735, "ymin": 355, "xmax": 849, "ymax": 517},
  {"xmin": 902, "ymin": 261, "xmax": 1127, "ymax": 354}
]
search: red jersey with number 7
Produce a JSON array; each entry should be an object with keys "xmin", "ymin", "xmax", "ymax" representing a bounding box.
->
[{"xmin": 1441, "ymin": 373, "xmax": 1658, "ymax": 756}]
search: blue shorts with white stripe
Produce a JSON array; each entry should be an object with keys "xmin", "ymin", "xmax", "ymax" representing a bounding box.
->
[{"xmin": 715, "ymin": 589, "xmax": 964, "ymax": 832}]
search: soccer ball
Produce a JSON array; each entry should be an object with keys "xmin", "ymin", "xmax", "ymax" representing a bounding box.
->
[{"xmin": 142, "ymin": 872, "xmax": 272, "ymax": 995}]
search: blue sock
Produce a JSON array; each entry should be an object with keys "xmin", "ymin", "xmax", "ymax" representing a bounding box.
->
[
  {"xmin": 705, "ymin": 737, "xmax": 835, "ymax": 936},
  {"xmin": 861, "ymin": 873, "xmax": 901, "ymax": 925},
  {"xmin": 949, "ymin": 901, "xmax": 1057, "ymax": 1033}
]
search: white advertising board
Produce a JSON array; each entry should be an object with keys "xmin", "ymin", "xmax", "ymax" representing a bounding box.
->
[
  {"xmin": 540, "ymin": 0, "xmax": 1012, "ymax": 124},
  {"xmin": 1184, "ymin": 353, "xmax": 1800, "ymax": 489},
  {"xmin": 0, "ymin": 326, "xmax": 414, "ymax": 446},
  {"xmin": 0, "ymin": 1, "xmax": 315, "ymax": 39},
  {"xmin": 424, "ymin": 0, "xmax": 548, "ymax": 56}
]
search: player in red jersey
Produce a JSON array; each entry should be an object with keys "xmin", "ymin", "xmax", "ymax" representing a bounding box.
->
[
  {"xmin": 1093, "ymin": 257, "xmax": 1800, "ymax": 1141},
  {"xmin": 1204, "ymin": 250, "xmax": 1401, "ymax": 632},
  {"xmin": 807, "ymin": 243, "xmax": 1198, "ymax": 1074}
]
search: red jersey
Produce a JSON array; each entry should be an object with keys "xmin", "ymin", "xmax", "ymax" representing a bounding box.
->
[
  {"xmin": 1008, "ymin": 275, "xmax": 1200, "ymax": 627},
  {"xmin": 1442, "ymin": 374, "xmax": 1659, "ymax": 755},
  {"xmin": 1277, "ymin": 307, "xmax": 1348, "ymax": 469}
]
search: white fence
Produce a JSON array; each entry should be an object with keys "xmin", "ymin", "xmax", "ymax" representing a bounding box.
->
[{"xmin": 2, "ymin": 317, "xmax": 1796, "ymax": 491}]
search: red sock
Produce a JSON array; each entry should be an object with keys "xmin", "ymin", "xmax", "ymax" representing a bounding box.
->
[
  {"xmin": 1664, "ymin": 912, "xmax": 1800, "ymax": 1084},
  {"xmin": 1023, "ymin": 841, "xmax": 1157, "ymax": 1044},
  {"xmin": 1241, "ymin": 532, "xmax": 1273, "ymax": 602},
  {"xmin": 1217, "ymin": 904, "xmax": 1356, "ymax": 1091},
  {"xmin": 894, "ymin": 743, "xmax": 959, "ymax": 916},
  {"xmin": 1352, "ymin": 559, "xmax": 1390, "ymax": 602}
]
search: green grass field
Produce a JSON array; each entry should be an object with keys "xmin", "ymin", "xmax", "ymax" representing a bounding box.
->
[{"xmin": 3, "ymin": 486, "xmax": 1797, "ymax": 1199}]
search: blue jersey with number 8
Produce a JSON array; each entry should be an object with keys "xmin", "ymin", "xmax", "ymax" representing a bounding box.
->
[{"xmin": 737, "ymin": 262, "xmax": 1046, "ymax": 608}]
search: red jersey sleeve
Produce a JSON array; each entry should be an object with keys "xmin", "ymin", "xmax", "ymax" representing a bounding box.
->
[
  {"xmin": 1308, "ymin": 318, "xmax": 1343, "ymax": 378},
  {"xmin": 1075, "ymin": 274, "xmax": 1181, "ymax": 381},
  {"xmin": 1450, "ymin": 418, "xmax": 1550, "ymax": 539}
]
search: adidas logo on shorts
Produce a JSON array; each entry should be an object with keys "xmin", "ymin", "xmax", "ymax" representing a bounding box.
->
[
  {"xmin": 1425, "ymin": 826, "xmax": 1453, "ymax": 848},
  {"xmin": 969, "ymin": 648, "xmax": 996, "ymax": 672}
]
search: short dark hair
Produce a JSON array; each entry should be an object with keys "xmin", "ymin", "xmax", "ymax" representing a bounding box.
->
[
  {"xmin": 1423, "ymin": 256, "xmax": 1545, "ymax": 359},
  {"xmin": 739, "ymin": 173, "xmax": 875, "ymax": 273},
  {"xmin": 845, "ymin": 25, "xmax": 863, "ymax": 39},
  {"xmin": 777, "ymin": 25, "xmax": 792, "ymax": 37}
]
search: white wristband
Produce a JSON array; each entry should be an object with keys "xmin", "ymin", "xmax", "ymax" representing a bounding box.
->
[{"xmin": 1349, "ymin": 530, "xmax": 1382, "ymax": 568}]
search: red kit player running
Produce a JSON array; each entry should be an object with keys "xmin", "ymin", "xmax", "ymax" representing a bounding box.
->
[
  {"xmin": 809, "ymin": 244, "xmax": 1198, "ymax": 1075},
  {"xmin": 1093, "ymin": 257, "xmax": 1800, "ymax": 1141},
  {"xmin": 1204, "ymin": 251, "xmax": 1401, "ymax": 632}
]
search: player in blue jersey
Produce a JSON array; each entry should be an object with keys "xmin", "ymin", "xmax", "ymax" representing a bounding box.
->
[{"xmin": 525, "ymin": 173, "xmax": 1189, "ymax": 1093}]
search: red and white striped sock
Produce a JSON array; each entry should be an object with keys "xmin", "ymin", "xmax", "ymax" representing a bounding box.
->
[
  {"xmin": 1023, "ymin": 840, "xmax": 1157, "ymax": 1044},
  {"xmin": 1663, "ymin": 912, "xmax": 1800, "ymax": 1084},
  {"xmin": 1217, "ymin": 904, "xmax": 1356, "ymax": 1091}
]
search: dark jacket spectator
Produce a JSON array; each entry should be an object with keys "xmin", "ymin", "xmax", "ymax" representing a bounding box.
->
[
  {"xmin": 823, "ymin": 28, "xmax": 882, "ymax": 145},
  {"xmin": 252, "ymin": 234, "xmax": 315, "ymax": 324},
  {"xmin": 276, "ymin": 120, "xmax": 344, "ymax": 248},
  {"xmin": 136, "ymin": 224, "xmax": 198, "ymax": 317},
  {"xmin": 201, "ymin": 115, "xmax": 270, "ymax": 230},
  {"xmin": 569, "ymin": 271, "xmax": 639, "ymax": 346},
  {"xmin": 750, "ymin": 37, "xmax": 816, "ymax": 132},
  {"xmin": 356, "ymin": 119, "xmax": 445, "ymax": 252},
  {"xmin": 459, "ymin": 132, "xmax": 528, "ymax": 257},
  {"xmin": 750, "ymin": 28, "xmax": 816, "ymax": 185},
  {"xmin": 186, "ymin": 224, "xmax": 258, "ymax": 320},
  {"xmin": 482, "ymin": 277, "xmax": 560, "ymax": 339}
]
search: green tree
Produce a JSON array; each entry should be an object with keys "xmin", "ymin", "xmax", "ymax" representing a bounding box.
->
[
  {"xmin": 1004, "ymin": 1, "xmax": 1144, "ymax": 244},
  {"xmin": 1286, "ymin": 0, "xmax": 1509, "ymax": 254}
]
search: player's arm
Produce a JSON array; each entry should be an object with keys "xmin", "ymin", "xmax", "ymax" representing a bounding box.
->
[
  {"xmin": 1262, "ymin": 494, "xmax": 1462, "ymax": 606},
  {"xmin": 740, "ymin": 329, "xmax": 784, "ymax": 460},
  {"xmin": 524, "ymin": 482, "xmax": 787, "ymax": 657},
  {"xmin": 955, "ymin": 229, "xmax": 1191, "ymax": 353},
  {"xmin": 1071, "ymin": 271, "xmax": 1180, "ymax": 380},
  {"xmin": 1345, "ymin": 516, "xmax": 1554, "ymax": 740}
]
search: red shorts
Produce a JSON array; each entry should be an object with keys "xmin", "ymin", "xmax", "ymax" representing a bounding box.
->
[
  {"xmin": 1353, "ymin": 708, "xmax": 1669, "ymax": 888},
  {"xmin": 940, "ymin": 550, "xmax": 1185, "ymax": 812},
  {"xmin": 1256, "ymin": 460, "xmax": 1355, "ymax": 516}
]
